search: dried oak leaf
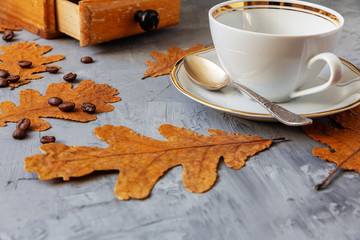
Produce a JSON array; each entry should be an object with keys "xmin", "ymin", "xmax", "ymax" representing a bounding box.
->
[
  {"xmin": 0, "ymin": 80, "xmax": 121, "ymax": 131},
  {"xmin": 25, "ymin": 124, "xmax": 273, "ymax": 200},
  {"xmin": 0, "ymin": 18, "xmax": 22, "ymax": 32},
  {"xmin": 0, "ymin": 41, "xmax": 65, "ymax": 87},
  {"xmin": 142, "ymin": 44, "xmax": 206, "ymax": 79},
  {"xmin": 303, "ymin": 106, "xmax": 360, "ymax": 178}
]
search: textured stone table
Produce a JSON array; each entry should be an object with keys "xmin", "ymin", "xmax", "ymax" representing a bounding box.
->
[{"xmin": 1, "ymin": 0, "xmax": 360, "ymax": 239}]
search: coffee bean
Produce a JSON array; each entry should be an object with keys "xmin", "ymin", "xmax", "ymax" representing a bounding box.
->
[
  {"xmin": 58, "ymin": 102, "xmax": 75, "ymax": 112},
  {"xmin": 18, "ymin": 60, "xmax": 32, "ymax": 68},
  {"xmin": 48, "ymin": 97, "xmax": 63, "ymax": 106},
  {"xmin": 81, "ymin": 102, "xmax": 96, "ymax": 114},
  {"xmin": 0, "ymin": 78, "xmax": 8, "ymax": 87},
  {"xmin": 81, "ymin": 56, "xmax": 93, "ymax": 63},
  {"xmin": 46, "ymin": 66, "xmax": 59, "ymax": 73},
  {"xmin": 63, "ymin": 72, "xmax": 77, "ymax": 82},
  {"xmin": 7, "ymin": 75, "xmax": 20, "ymax": 83},
  {"xmin": 2, "ymin": 29, "xmax": 14, "ymax": 41},
  {"xmin": 12, "ymin": 128, "xmax": 27, "ymax": 139},
  {"xmin": 0, "ymin": 69, "xmax": 9, "ymax": 78},
  {"xmin": 16, "ymin": 118, "xmax": 31, "ymax": 130},
  {"xmin": 40, "ymin": 136, "xmax": 56, "ymax": 144}
]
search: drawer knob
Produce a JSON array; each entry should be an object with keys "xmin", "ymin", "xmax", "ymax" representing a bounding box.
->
[{"xmin": 134, "ymin": 10, "xmax": 160, "ymax": 32}]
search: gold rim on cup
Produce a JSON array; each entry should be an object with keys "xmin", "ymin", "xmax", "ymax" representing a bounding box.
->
[{"xmin": 211, "ymin": 1, "xmax": 342, "ymax": 28}]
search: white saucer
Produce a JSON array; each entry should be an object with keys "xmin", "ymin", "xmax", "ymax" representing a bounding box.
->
[{"xmin": 170, "ymin": 47, "xmax": 360, "ymax": 122}]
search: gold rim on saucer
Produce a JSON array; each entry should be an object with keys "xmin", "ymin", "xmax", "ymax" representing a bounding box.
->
[{"xmin": 170, "ymin": 46, "xmax": 360, "ymax": 120}]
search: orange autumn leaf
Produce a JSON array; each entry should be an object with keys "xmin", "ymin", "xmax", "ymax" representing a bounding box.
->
[
  {"xmin": 0, "ymin": 18, "xmax": 22, "ymax": 32},
  {"xmin": 0, "ymin": 41, "xmax": 65, "ymax": 87},
  {"xmin": 25, "ymin": 124, "xmax": 274, "ymax": 200},
  {"xmin": 303, "ymin": 106, "xmax": 360, "ymax": 187},
  {"xmin": 303, "ymin": 106, "xmax": 360, "ymax": 170},
  {"xmin": 0, "ymin": 80, "xmax": 121, "ymax": 131},
  {"xmin": 142, "ymin": 44, "xmax": 206, "ymax": 79}
]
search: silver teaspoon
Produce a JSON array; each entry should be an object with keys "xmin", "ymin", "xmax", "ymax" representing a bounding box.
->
[{"xmin": 183, "ymin": 55, "xmax": 313, "ymax": 126}]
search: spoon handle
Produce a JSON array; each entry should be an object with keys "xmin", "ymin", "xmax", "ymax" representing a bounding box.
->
[{"xmin": 230, "ymin": 82, "xmax": 313, "ymax": 126}]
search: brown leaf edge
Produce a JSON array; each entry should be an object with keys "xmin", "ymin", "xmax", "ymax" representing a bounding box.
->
[
  {"xmin": 0, "ymin": 41, "xmax": 65, "ymax": 87},
  {"xmin": 0, "ymin": 80, "xmax": 121, "ymax": 131},
  {"xmin": 303, "ymin": 107, "xmax": 360, "ymax": 190},
  {"xmin": 24, "ymin": 124, "xmax": 279, "ymax": 200},
  {"xmin": 142, "ymin": 44, "xmax": 206, "ymax": 79}
]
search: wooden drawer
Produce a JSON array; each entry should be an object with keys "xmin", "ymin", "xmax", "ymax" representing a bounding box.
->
[
  {"xmin": 0, "ymin": 0, "xmax": 59, "ymax": 38},
  {"xmin": 0, "ymin": 0, "xmax": 180, "ymax": 46}
]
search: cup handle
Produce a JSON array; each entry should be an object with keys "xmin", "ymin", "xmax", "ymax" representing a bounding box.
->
[{"xmin": 290, "ymin": 52, "xmax": 343, "ymax": 99}]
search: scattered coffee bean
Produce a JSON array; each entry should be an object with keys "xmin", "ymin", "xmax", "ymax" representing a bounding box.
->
[
  {"xmin": 18, "ymin": 60, "xmax": 32, "ymax": 68},
  {"xmin": 40, "ymin": 136, "xmax": 56, "ymax": 144},
  {"xmin": 12, "ymin": 118, "xmax": 31, "ymax": 140},
  {"xmin": 81, "ymin": 102, "xmax": 96, "ymax": 114},
  {"xmin": 46, "ymin": 66, "xmax": 59, "ymax": 73},
  {"xmin": 81, "ymin": 56, "xmax": 93, "ymax": 63},
  {"xmin": 7, "ymin": 75, "xmax": 20, "ymax": 83},
  {"xmin": 63, "ymin": 72, "xmax": 77, "ymax": 82},
  {"xmin": 0, "ymin": 69, "xmax": 9, "ymax": 78},
  {"xmin": 10, "ymin": 86, "xmax": 15, "ymax": 90},
  {"xmin": 2, "ymin": 29, "xmax": 14, "ymax": 41},
  {"xmin": 12, "ymin": 128, "xmax": 27, "ymax": 139},
  {"xmin": 0, "ymin": 78, "xmax": 8, "ymax": 87},
  {"xmin": 58, "ymin": 102, "xmax": 75, "ymax": 112},
  {"xmin": 16, "ymin": 118, "xmax": 31, "ymax": 130},
  {"xmin": 48, "ymin": 97, "xmax": 63, "ymax": 106}
]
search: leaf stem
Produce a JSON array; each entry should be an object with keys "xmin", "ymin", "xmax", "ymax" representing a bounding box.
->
[
  {"xmin": 271, "ymin": 137, "xmax": 288, "ymax": 143},
  {"xmin": 315, "ymin": 146, "xmax": 360, "ymax": 190}
]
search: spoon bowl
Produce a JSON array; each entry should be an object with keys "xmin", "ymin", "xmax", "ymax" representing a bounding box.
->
[
  {"xmin": 183, "ymin": 55, "xmax": 313, "ymax": 126},
  {"xmin": 184, "ymin": 54, "xmax": 229, "ymax": 90}
]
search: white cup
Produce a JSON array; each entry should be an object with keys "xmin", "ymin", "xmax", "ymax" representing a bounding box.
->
[{"xmin": 209, "ymin": 0, "xmax": 344, "ymax": 102}]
